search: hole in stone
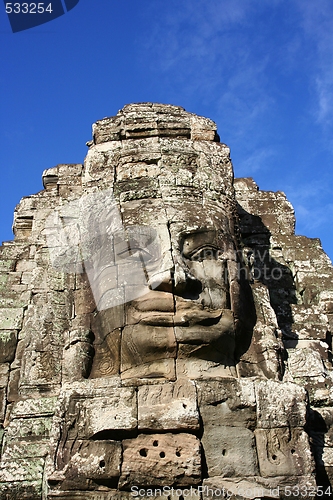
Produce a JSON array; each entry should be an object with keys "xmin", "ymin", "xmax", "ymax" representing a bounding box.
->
[
  {"xmin": 160, "ymin": 451, "xmax": 165, "ymax": 458},
  {"xmin": 176, "ymin": 451, "xmax": 181, "ymax": 457},
  {"xmin": 139, "ymin": 448, "xmax": 148, "ymax": 457},
  {"xmin": 272, "ymin": 454, "xmax": 277, "ymax": 460},
  {"xmin": 182, "ymin": 403, "xmax": 187, "ymax": 409},
  {"xmin": 99, "ymin": 460, "xmax": 105, "ymax": 468},
  {"xmin": 291, "ymin": 449, "xmax": 295, "ymax": 454},
  {"xmin": 222, "ymin": 449, "xmax": 226, "ymax": 456},
  {"xmin": 153, "ymin": 440, "xmax": 158, "ymax": 447}
]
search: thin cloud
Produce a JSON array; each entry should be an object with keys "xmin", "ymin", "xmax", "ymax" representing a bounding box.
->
[
  {"xmin": 142, "ymin": 1, "xmax": 279, "ymax": 145},
  {"xmin": 296, "ymin": 0, "xmax": 333, "ymax": 126},
  {"xmin": 285, "ymin": 180, "xmax": 333, "ymax": 233},
  {"xmin": 235, "ymin": 148, "xmax": 276, "ymax": 176},
  {"xmin": 294, "ymin": 202, "xmax": 333, "ymax": 233}
]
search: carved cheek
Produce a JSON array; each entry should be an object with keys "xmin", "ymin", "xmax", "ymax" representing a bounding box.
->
[{"xmin": 188, "ymin": 260, "xmax": 227, "ymax": 288}]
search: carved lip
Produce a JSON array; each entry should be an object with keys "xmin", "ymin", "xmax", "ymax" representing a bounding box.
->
[
  {"xmin": 132, "ymin": 291, "xmax": 174, "ymax": 313},
  {"xmin": 130, "ymin": 291, "xmax": 223, "ymax": 326}
]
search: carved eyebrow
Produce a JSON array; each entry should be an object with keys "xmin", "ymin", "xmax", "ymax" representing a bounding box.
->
[
  {"xmin": 181, "ymin": 230, "xmax": 220, "ymax": 256},
  {"xmin": 188, "ymin": 243, "xmax": 219, "ymax": 252}
]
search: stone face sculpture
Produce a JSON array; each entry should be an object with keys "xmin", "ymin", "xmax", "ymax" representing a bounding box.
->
[{"xmin": 0, "ymin": 103, "xmax": 333, "ymax": 499}]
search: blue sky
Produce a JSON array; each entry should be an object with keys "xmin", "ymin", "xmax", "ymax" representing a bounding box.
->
[{"xmin": 1, "ymin": 0, "xmax": 333, "ymax": 260}]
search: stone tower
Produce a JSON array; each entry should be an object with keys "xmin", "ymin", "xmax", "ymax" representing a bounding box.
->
[{"xmin": 0, "ymin": 103, "xmax": 333, "ymax": 499}]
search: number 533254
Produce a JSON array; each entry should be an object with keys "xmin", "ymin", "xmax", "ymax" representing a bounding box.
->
[{"xmin": 5, "ymin": 3, "xmax": 53, "ymax": 14}]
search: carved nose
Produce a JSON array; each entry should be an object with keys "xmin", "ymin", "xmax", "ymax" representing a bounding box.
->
[
  {"xmin": 148, "ymin": 264, "xmax": 201, "ymax": 297},
  {"xmin": 148, "ymin": 269, "xmax": 174, "ymax": 293}
]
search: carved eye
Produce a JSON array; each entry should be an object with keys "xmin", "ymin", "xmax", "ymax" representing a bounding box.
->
[{"xmin": 189, "ymin": 246, "xmax": 221, "ymax": 262}]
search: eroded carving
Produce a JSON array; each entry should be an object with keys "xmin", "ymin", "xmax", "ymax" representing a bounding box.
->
[{"xmin": 1, "ymin": 104, "xmax": 333, "ymax": 498}]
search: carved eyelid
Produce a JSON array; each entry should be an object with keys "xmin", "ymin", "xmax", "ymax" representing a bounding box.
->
[{"xmin": 188, "ymin": 245, "xmax": 221, "ymax": 259}]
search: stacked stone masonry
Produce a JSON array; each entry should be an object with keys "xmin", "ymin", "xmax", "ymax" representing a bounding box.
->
[{"xmin": 0, "ymin": 103, "xmax": 333, "ymax": 499}]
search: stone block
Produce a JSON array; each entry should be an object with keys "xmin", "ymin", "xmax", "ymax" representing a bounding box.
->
[
  {"xmin": 255, "ymin": 380, "xmax": 307, "ymax": 428},
  {"xmin": 47, "ymin": 492, "xmax": 132, "ymax": 500},
  {"xmin": 0, "ymin": 259, "xmax": 16, "ymax": 272},
  {"xmin": 290, "ymin": 305, "xmax": 329, "ymax": 340},
  {"xmin": 1, "ymin": 438, "xmax": 50, "ymax": 460},
  {"xmin": 55, "ymin": 439, "xmax": 122, "ymax": 486},
  {"xmin": 16, "ymin": 260, "xmax": 37, "ymax": 273},
  {"xmin": 0, "ymin": 290, "xmax": 31, "ymax": 308},
  {"xmin": 322, "ymin": 447, "xmax": 333, "ymax": 467},
  {"xmin": 138, "ymin": 379, "xmax": 199, "ymax": 431},
  {"xmin": 19, "ymin": 348, "xmax": 62, "ymax": 386},
  {"xmin": 202, "ymin": 477, "xmax": 277, "ymax": 499},
  {"xmin": 0, "ymin": 457, "xmax": 45, "ymax": 482},
  {"xmin": 6, "ymin": 416, "xmax": 53, "ymax": 439},
  {"xmin": 255, "ymin": 428, "xmax": 313, "ymax": 477},
  {"xmin": 42, "ymin": 166, "xmax": 59, "ymax": 188},
  {"xmin": 7, "ymin": 366, "xmax": 20, "ymax": 402},
  {"xmin": 202, "ymin": 475, "xmax": 316, "ymax": 500},
  {"xmin": 21, "ymin": 270, "xmax": 33, "ymax": 286},
  {"xmin": 197, "ymin": 378, "xmax": 256, "ymax": 407},
  {"xmin": 30, "ymin": 266, "xmax": 48, "ymax": 292},
  {"xmin": 0, "ymin": 479, "xmax": 43, "ymax": 500},
  {"xmin": 196, "ymin": 379, "xmax": 256, "ymax": 429},
  {"xmin": 0, "ymin": 387, "xmax": 6, "ymax": 423},
  {"xmin": 0, "ymin": 329, "xmax": 18, "ymax": 363},
  {"xmin": 286, "ymin": 346, "xmax": 326, "ymax": 378},
  {"xmin": 11, "ymin": 397, "xmax": 57, "ymax": 419},
  {"xmin": 202, "ymin": 425, "xmax": 259, "ymax": 478},
  {"xmin": 0, "ymin": 308, "xmax": 24, "ymax": 330},
  {"xmin": 319, "ymin": 290, "xmax": 333, "ymax": 313},
  {"xmin": 119, "ymin": 433, "xmax": 201, "ymax": 488},
  {"xmin": 77, "ymin": 388, "xmax": 137, "ymax": 438},
  {"xmin": 0, "ymin": 363, "xmax": 9, "ymax": 387}
]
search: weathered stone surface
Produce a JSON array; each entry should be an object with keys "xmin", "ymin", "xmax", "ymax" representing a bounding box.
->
[
  {"xmin": 202, "ymin": 426, "xmax": 259, "ymax": 478},
  {"xmin": 0, "ymin": 103, "xmax": 333, "ymax": 498},
  {"xmin": 138, "ymin": 379, "xmax": 199, "ymax": 431},
  {"xmin": 51, "ymin": 439, "xmax": 122, "ymax": 489},
  {"xmin": 255, "ymin": 379, "xmax": 307, "ymax": 428},
  {"xmin": 11, "ymin": 396, "xmax": 58, "ymax": 417},
  {"xmin": 202, "ymin": 475, "xmax": 317, "ymax": 500},
  {"xmin": 196, "ymin": 378, "xmax": 256, "ymax": 429},
  {"xmin": 0, "ymin": 329, "xmax": 18, "ymax": 362},
  {"xmin": 89, "ymin": 329, "xmax": 121, "ymax": 378},
  {"xmin": 77, "ymin": 388, "xmax": 137, "ymax": 438},
  {"xmin": 255, "ymin": 428, "xmax": 313, "ymax": 477},
  {"xmin": 119, "ymin": 433, "xmax": 201, "ymax": 488},
  {"xmin": 0, "ymin": 307, "xmax": 24, "ymax": 330},
  {"xmin": 121, "ymin": 324, "xmax": 177, "ymax": 380}
]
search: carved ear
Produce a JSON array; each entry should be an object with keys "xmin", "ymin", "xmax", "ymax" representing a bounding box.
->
[
  {"xmin": 45, "ymin": 198, "xmax": 84, "ymax": 274},
  {"xmin": 45, "ymin": 188, "xmax": 123, "ymax": 274}
]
